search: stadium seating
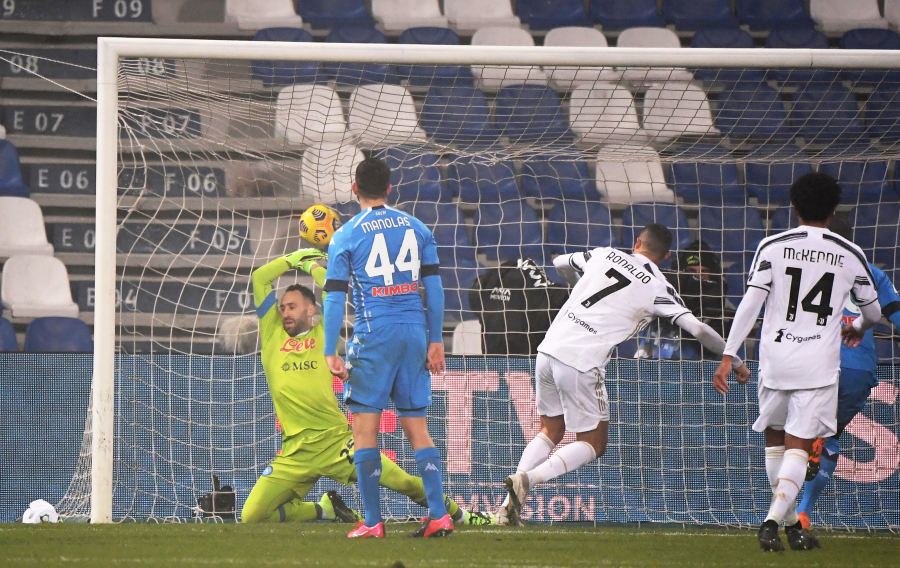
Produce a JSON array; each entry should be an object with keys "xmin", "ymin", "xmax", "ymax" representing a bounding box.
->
[
  {"xmin": 621, "ymin": 204, "xmax": 692, "ymax": 266},
  {"xmin": 735, "ymin": 0, "xmax": 813, "ymax": 29},
  {"xmin": 441, "ymin": 266, "xmax": 479, "ymax": 320},
  {"xmin": 443, "ymin": 0, "xmax": 521, "ymax": 32},
  {"xmin": 850, "ymin": 203, "xmax": 900, "ymax": 266},
  {"xmin": 568, "ymin": 83, "xmax": 645, "ymax": 146},
  {"xmin": 330, "ymin": 200, "xmax": 362, "ymax": 222},
  {"xmin": 715, "ymin": 82, "xmax": 793, "ymax": 141},
  {"xmin": 397, "ymin": 27, "xmax": 473, "ymax": 87},
  {"xmin": 742, "ymin": 146, "xmax": 813, "ymax": 206},
  {"xmin": 295, "ymin": 0, "xmax": 372, "ymax": 29},
  {"xmin": 866, "ymin": 85, "xmax": 900, "ymax": 143},
  {"xmin": 23, "ymin": 317, "xmax": 93, "ymax": 352},
  {"xmin": 474, "ymin": 201, "xmax": 544, "ymax": 262},
  {"xmin": 1, "ymin": 255, "xmax": 79, "ymax": 318},
  {"xmin": 543, "ymin": 27, "xmax": 621, "ymax": 91},
  {"xmin": 420, "ymin": 85, "xmax": 500, "ymax": 148},
  {"xmin": 273, "ymin": 85, "xmax": 346, "ymax": 146},
  {"xmin": 521, "ymin": 158, "xmax": 594, "ymax": 202},
  {"xmin": 470, "ymin": 27, "xmax": 549, "ymax": 91},
  {"xmin": 0, "ymin": 197, "xmax": 54, "ymax": 257},
  {"xmin": 698, "ymin": 206, "xmax": 766, "ymax": 266},
  {"xmin": 546, "ymin": 201, "xmax": 617, "ymax": 254},
  {"xmin": 809, "ymin": 0, "xmax": 887, "ymax": 33},
  {"xmin": 820, "ymin": 155, "xmax": 891, "ymax": 204},
  {"xmin": 225, "ymin": 0, "xmax": 304, "ymax": 31},
  {"xmin": 840, "ymin": 29, "xmax": 900, "ymax": 86},
  {"xmin": 669, "ymin": 144, "xmax": 742, "ymax": 205},
  {"xmin": 590, "ymin": 0, "xmax": 665, "ymax": 30},
  {"xmin": 347, "ymin": 84, "xmax": 427, "ymax": 149},
  {"xmin": 447, "ymin": 157, "xmax": 519, "ymax": 202},
  {"xmin": 790, "ymin": 85, "xmax": 864, "ymax": 144},
  {"xmin": 300, "ymin": 143, "xmax": 363, "ymax": 203},
  {"xmin": 251, "ymin": 28, "xmax": 319, "ymax": 86},
  {"xmin": 764, "ymin": 28, "xmax": 837, "ymax": 86},
  {"xmin": 770, "ymin": 206, "xmax": 800, "ymax": 233},
  {"xmin": 616, "ymin": 28, "xmax": 694, "ymax": 84},
  {"xmin": 662, "ymin": 0, "xmax": 737, "ymax": 30},
  {"xmin": 398, "ymin": 202, "xmax": 475, "ymax": 268},
  {"xmin": 642, "ymin": 82, "xmax": 719, "ymax": 142},
  {"xmin": 886, "ymin": 0, "xmax": 900, "ymax": 27},
  {"xmin": 323, "ymin": 26, "xmax": 399, "ymax": 86},
  {"xmin": 690, "ymin": 28, "xmax": 766, "ymax": 85},
  {"xmin": 0, "ymin": 140, "xmax": 30, "ymax": 198},
  {"xmin": 493, "ymin": 85, "xmax": 572, "ymax": 145},
  {"xmin": 517, "ymin": 0, "xmax": 591, "ymax": 30},
  {"xmin": 723, "ymin": 264, "xmax": 747, "ymax": 308},
  {"xmin": 376, "ymin": 147, "xmax": 449, "ymax": 203},
  {"xmin": 0, "ymin": 316, "xmax": 16, "ymax": 351},
  {"xmin": 595, "ymin": 145, "xmax": 674, "ymax": 205},
  {"xmin": 371, "ymin": 0, "xmax": 447, "ymax": 33}
]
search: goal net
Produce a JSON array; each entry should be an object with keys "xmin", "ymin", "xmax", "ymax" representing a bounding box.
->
[{"xmin": 59, "ymin": 39, "xmax": 900, "ymax": 530}]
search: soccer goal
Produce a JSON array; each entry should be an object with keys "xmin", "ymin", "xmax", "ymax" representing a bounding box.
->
[{"xmin": 62, "ymin": 37, "xmax": 900, "ymax": 530}]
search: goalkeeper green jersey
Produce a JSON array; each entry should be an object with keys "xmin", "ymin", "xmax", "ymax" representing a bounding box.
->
[{"xmin": 253, "ymin": 255, "xmax": 349, "ymax": 451}]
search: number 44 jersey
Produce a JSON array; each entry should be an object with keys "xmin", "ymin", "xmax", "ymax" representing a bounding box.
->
[
  {"xmin": 747, "ymin": 226, "xmax": 878, "ymax": 390},
  {"xmin": 538, "ymin": 247, "xmax": 691, "ymax": 374}
]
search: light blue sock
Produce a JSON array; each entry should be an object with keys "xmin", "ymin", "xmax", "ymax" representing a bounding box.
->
[
  {"xmin": 798, "ymin": 437, "xmax": 841, "ymax": 516},
  {"xmin": 354, "ymin": 448, "xmax": 383, "ymax": 527},
  {"xmin": 414, "ymin": 447, "xmax": 448, "ymax": 519}
]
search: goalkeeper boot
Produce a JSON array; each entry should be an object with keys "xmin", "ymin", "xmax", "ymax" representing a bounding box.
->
[
  {"xmin": 465, "ymin": 511, "xmax": 494, "ymax": 526},
  {"xmin": 347, "ymin": 521, "xmax": 385, "ymax": 539},
  {"xmin": 409, "ymin": 514, "xmax": 453, "ymax": 538},
  {"xmin": 806, "ymin": 438, "xmax": 825, "ymax": 481},
  {"xmin": 757, "ymin": 520, "xmax": 785, "ymax": 552},
  {"xmin": 785, "ymin": 521, "xmax": 821, "ymax": 551},
  {"xmin": 798, "ymin": 511, "xmax": 811, "ymax": 530},
  {"xmin": 320, "ymin": 490, "xmax": 361, "ymax": 523},
  {"xmin": 504, "ymin": 472, "xmax": 531, "ymax": 527}
]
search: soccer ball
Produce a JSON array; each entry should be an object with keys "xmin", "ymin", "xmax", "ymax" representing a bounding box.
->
[{"xmin": 299, "ymin": 204, "xmax": 341, "ymax": 246}]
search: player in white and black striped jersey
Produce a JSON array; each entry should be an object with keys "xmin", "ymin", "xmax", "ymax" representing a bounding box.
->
[
  {"xmin": 498, "ymin": 224, "xmax": 751, "ymax": 526},
  {"xmin": 714, "ymin": 173, "xmax": 881, "ymax": 552}
]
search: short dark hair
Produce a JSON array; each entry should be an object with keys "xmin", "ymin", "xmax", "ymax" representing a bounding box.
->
[
  {"xmin": 282, "ymin": 284, "xmax": 315, "ymax": 305},
  {"xmin": 639, "ymin": 223, "xmax": 673, "ymax": 259},
  {"xmin": 790, "ymin": 172, "xmax": 842, "ymax": 223},
  {"xmin": 355, "ymin": 158, "xmax": 391, "ymax": 199},
  {"xmin": 828, "ymin": 216, "xmax": 853, "ymax": 241}
]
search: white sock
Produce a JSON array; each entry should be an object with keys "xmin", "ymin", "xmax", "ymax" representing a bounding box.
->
[
  {"xmin": 766, "ymin": 449, "xmax": 808, "ymax": 524},
  {"xmin": 765, "ymin": 446, "xmax": 785, "ymax": 489},
  {"xmin": 501, "ymin": 433, "xmax": 556, "ymax": 508},
  {"xmin": 527, "ymin": 441, "xmax": 597, "ymax": 487}
]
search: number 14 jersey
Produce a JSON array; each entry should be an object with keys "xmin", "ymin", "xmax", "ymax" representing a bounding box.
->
[
  {"xmin": 747, "ymin": 226, "xmax": 878, "ymax": 390},
  {"xmin": 538, "ymin": 247, "xmax": 691, "ymax": 373}
]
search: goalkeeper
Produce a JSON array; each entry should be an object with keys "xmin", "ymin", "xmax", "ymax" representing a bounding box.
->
[{"xmin": 241, "ymin": 247, "xmax": 489, "ymax": 525}]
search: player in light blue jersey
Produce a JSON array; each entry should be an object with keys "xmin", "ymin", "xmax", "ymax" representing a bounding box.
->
[
  {"xmin": 798, "ymin": 217, "xmax": 900, "ymax": 529},
  {"xmin": 322, "ymin": 158, "xmax": 451, "ymax": 539}
]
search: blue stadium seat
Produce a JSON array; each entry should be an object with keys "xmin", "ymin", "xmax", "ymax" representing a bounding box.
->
[
  {"xmin": 421, "ymin": 86, "xmax": 500, "ymax": 148},
  {"xmin": 440, "ymin": 265, "xmax": 479, "ymax": 320},
  {"xmin": 875, "ymin": 338, "xmax": 900, "ymax": 363},
  {"xmin": 251, "ymin": 28, "xmax": 320, "ymax": 86},
  {"xmin": 850, "ymin": 203, "xmax": 900, "ymax": 266},
  {"xmin": 840, "ymin": 29, "xmax": 900, "ymax": 87},
  {"xmin": 474, "ymin": 201, "xmax": 544, "ymax": 262},
  {"xmin": 691, "ymin": 28, "xmax": 765, "ymax": 84},
  {"xmin": 520, "ymin": 158, "xmax": 593, "ymax": 201},
  {"xmin": 764, "ymin": 28, "xmax": 837, "ymax": 85},
  {"xmin": 397, "ymin": 28, "xmax": 474, "ymax": 87},
  {"xmin": 662, "ymin": 0, "xmax": 737, "ymax": 30},
  {"xmin": 330, "ymin": 200, "xmax": 361, "ymax": 222},
  {"xmin": 24, "ymin": 317, "xmax": 92, "ymax": 352},
  {"xmin": 866, "ymin": 85, "xmax": 900, "ymax": 143},
  {"xmin": 517, "ymin": 0, "xmax": 591, "ymax": 30},
  {"xmin": 669, "ymin": 145, "xmax": 743, "ymax": 205},
  {"xmin": 0, "ymin": 316, "xmax": 16, "ymax": 351},
  {"xmin": 591, "ymin": 0, "xmax": 665, "ymax": 30},
  {"xmin": 770, "ymin": 206, "xmax": 799, "ymax": 233},
  {"xmin": 546, "ymin": 201, "xmax": 617, "ymax": 254},
  {"xmin": 723, "ymin": 264, "xmax": 747, "ymax": 309},
  {"xmin": 790, "ymin": 86, "xmax": 864, "ymax": 144},
  {"xmin": 0, "ymin": 140, "xmax": 30, "ymax": 198},
  {"xmin": 715, "ymin": 82, "xmax": 793, "ymax": 140},
  {"xmin": 375, "ymin": 147, "xmax": 449, "ymax": 204},
  {"xmin": 295, "ymin": 0, "xmax": 372, "ymax": 28},
  {"xmin": 447, "ymin": 157, "xmax": 520, "ymax": 203},
  {"xmin": 398, "ymin": 202, "xmax": 476, "ymax": 269},
  {"xmin": 323, "ymin": 26, "xmax": 398, "ymax": 86},
  {"xmin": 736, "ymin": 0, "xmax": 813, "ymax": 30},
  {"xmin": 494, "ymin": 85, "xmax": 572, "ymax": 145},
  {"xmin": 621, "ymin": 203, "xmax": 692, "ymax": 256},
  {"xmin": 698, "ymin": 206, "xmax": 766, "ymax": 266},
  {"xmin": 820, "ymin": 155, "xmax": 891, "ymax": 204},
  {"xmin": 743, "ymin": 146, "xmax": 813, "ymax": 206}
]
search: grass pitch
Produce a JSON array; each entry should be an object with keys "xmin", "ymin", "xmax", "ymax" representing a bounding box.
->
[{"xmin": 2, "ymin": 523, "xmax": 898, "ymax": 567}]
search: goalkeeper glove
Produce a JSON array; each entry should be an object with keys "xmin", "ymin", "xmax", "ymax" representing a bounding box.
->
[{"xmin": 284, "ymin": 248, "xmax": 327, "ymax": 273}]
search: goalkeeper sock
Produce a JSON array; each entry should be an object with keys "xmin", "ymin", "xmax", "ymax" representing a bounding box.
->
[
  {"xmin": 798, "ymin": 438, "xmax": 840, "ymax": 516},
  {"xmin": 354, "ymin": 448, "xmax": 383, "ymax": 527},
  {"xmin": 415, "ymin": 447, "xmax": 448, "ymax": 519},
  {"xmin": 765, "ymin": 449, "xmax": 808, "ymax": 524},
  {"xmin": 501, "ymin": 433, "xmax": 556, "ymax": 509},
  {"xmin": 527, "ymin": 441, "xmax": 597, "ymax": 487}
]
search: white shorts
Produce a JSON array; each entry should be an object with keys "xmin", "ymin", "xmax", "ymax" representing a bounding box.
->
[
  {"xmin": 535, "ymin": 352, "xmax": 609, "ymax": 433},
  {"xmin": 752, "ymin": 381, "xmax": 839, "ymax": 440}
]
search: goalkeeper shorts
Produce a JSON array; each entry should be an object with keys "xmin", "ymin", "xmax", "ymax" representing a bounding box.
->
[{"xmin": 263, "ymin": 431, "xmax": 356, "ymax": 486}]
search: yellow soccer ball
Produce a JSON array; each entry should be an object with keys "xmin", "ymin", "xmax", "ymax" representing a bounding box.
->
[{"xmin": 299, "ymin": 204, "xmax": 341, "ymax": 246}]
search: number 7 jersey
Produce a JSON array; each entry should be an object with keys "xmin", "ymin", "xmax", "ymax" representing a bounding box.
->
[
  {"xmin": 747, "ymin": 226, "xmax": 878, "ymax": 389},
  {"xmin": 325, "ymin": 205, "xmax": 439, "ymax": 332}
]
